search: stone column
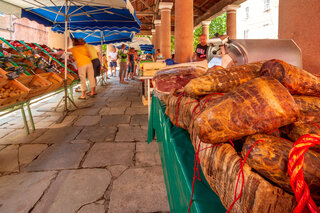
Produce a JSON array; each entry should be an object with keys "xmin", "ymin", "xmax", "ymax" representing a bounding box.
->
[
  {"xmin": 201, "ymin": 21, "xmax": 211, "ymax": 41},
  {"xmin": 154, "ymin": 20, "xmax": 161, "ymax": 51},
  {"xmin": 159, "ymin": 2, "xmax": 173, "ymax": 59},
  {"xmin": 151, "ymin": 29, "xmax": 156, "ymax": 46},
  {"xmin": 175, "ymin": 0, "xmax": 193, "ymax": 63},
  {"xmin": 224, "ymin": 5, "xmax": 240, "ymax": 39}
]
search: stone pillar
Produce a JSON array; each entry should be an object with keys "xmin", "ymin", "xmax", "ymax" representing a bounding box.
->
[
  {"xmin": 224, "ymin": 5, "xmax": 240, "ymax": 39},
  {"xmin": 159, "ymin": 2, "xmax": 173, "ymax": 59},
  {"xmin": 154, "ymin": 20, "xmax": 161, "ymax": 51},
  {"xmin": 151, "ymin": 29, "xmax": 156, "ymax": 46},
  {"xmin": 175, "ymin": 0, "xmax": 193, "ymax": 63},
  {"xmin": 279, "ymin": 0, "xmax": 320, "ymax": 76},
  {"xmin": 201, "ymin": 21, "xmax": 211, "ymax": 41}
]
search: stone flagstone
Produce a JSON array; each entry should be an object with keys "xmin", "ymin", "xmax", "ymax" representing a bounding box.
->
[
  {"xmin": 76, "ymin": 126, "xmax": 117, "ymax": 142},
  {"xmin": 135, "ymin": 142, "xmax": 161, "ymax": 167},
  {"xmin": 19, "ymin": 144, "xmax": 48, "ymax": 168},
  {"xmin": 125, "ymin": 106, "xmax": 148, "ymax": 115},
  {"xmin": 83, "ymin": 143, "xmax": 135, "ymax": 167},
  {"xmin": 25, "ymin": 143, "xmax": 90, "ymax": 171},
  {"xmin": 130, "ymin": 114, "xmax": 148, "ymax": 126},
  {"xmin": 78, "ymin": 203, "xmax": 105, "ymax": 213},
  {"xmin": 32, "ymin": 126, "xmax": 82, "ymax": 144},
  {"xmin": 74, "ymin": 116, "xmax": 101, "ymax": 126},
  {"xmin": 115, "ymin": 125, "xmax": 148, "ymax": 142},
  {"xmin": 0, "ymin": 145, "xmax": 19, "ymax": 172},
  {"xmin": 0, "ymin": 171, "xmax": 57, "ymax": 213},
  {"xmin": 109, "ymin": 167, "xmax": 169, "ymax": 213},
  {"xmin": 0, "ymin": 129, "xmax": 47, "ymax": 145},
  {"xmin": 32, "ymin": 169, "xmax": 111, "ymax": 213},
  {"xmin": 100, "ymin": 115, "xmax": 131, "ymax": 126}
]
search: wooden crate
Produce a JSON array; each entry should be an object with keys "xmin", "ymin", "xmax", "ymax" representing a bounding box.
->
[
  {"xmin": 0, "ymin": 68, "xmax": 7, "ymax": 79},
  {"xmin": 16, "ymin": 75, "xmax": 52, "ymax": 99},
  {"xmin": 39, "ymin": 72, "xmax": 63, "ymax": 92},
  {"xmin": 0, "ymin": 78, "xmax": 30, "ymax": 107},
  {"xmin": 58, "ymin": 72, "xmax": 75, "ymax": 85}
]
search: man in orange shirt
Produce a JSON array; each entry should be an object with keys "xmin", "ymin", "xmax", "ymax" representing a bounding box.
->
[{"xmin": 69, "ymin": 38, "xmax": 96, "ymax": 99}]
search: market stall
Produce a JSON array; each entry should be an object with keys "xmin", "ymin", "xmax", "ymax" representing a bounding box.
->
[
  {"xmin": 148, "ymin": 57, "xmax": 320, "ymax": 212},
  {"xmin": 0, "ymin": 0, "xmax": 141, "ymax": 131}
]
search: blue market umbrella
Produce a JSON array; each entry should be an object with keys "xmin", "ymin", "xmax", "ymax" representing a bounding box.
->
[
  {"xmin": 140, "ymin": 44, "xmax": 154, "ymax": 51},
  {"xmin": 4, "ymin": 0, "xmax": 141, "ymax": 32},
  {"xmin": 71, "ymin": 30, "xmax": 135, "ymax": 45}
]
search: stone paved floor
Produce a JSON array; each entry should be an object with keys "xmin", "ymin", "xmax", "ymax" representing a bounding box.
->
[{"xmin": 0, "ymin": 76, "xmax": 170, "ymax": 213}]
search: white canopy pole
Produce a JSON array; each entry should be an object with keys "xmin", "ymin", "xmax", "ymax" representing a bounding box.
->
[{"xmin": 63, "ymin": 0, "xmax": 69, "ymax": 112}]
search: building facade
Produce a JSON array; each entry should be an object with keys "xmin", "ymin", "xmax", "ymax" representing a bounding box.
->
[{"xmin": 236, "ymin": 0, "xmax": 279, "ymax": 39}]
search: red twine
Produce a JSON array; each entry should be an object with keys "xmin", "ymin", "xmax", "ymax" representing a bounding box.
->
[
  {"xmin": 288, "ymin": 134, "xmax": 320, "ymax": 213},
  {"xmin": 175, "ymin": 92, "xmax": 185, "ymax": 127},
  {"xmin": 226, "ymin": 140, "xmax": 266, "ymax": 213}
]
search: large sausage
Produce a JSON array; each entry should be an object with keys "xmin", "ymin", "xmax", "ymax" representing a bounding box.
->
[
  {"xmin": 194, "ymin": 77, "xmax": 299, "ymax": 143},
  {"xmin": 261, "ymin": 59, "xmax": 320, "ymax": 96},
  {"xmin": 243, "ymin": 134, "xmax": 320, "ymax": 203},
  {"xmin": 184, "ymin": 62, "xmax": 264, "ymax": 97}
]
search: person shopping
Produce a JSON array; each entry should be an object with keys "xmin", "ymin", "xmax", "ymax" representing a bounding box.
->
[
  {"xmin": 79, "ymin": 39, "xmax": 100, "ymax": 94},
  {"xmin": 118, "ymin": 44, "xmax": 128, "ymax": 84},
  {"xmin": 127, "ymin": 48, "xmax": 135, "ymax": 80},
  {"xmin": 70, "ymin": 38, "xmax": 96, "ymax": 99},
  {"xmin": 108, "ymin": 46, "xmax": 118, "ymax": 77}
]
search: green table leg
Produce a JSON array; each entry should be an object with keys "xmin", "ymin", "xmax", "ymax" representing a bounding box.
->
[
  {"xmin": 25, "ymin": 102, "xmax": 35, "ymax": 131},
  {"xmin": 69, "ymin": 86, "xmax": 74, "ymax": 102},
  {"xmin": 21, "ymin": 106, "xmax": 30, "ymax": 134}
]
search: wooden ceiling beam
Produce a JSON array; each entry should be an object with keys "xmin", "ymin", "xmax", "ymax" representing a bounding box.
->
[
  {"xmin": 139, "ymin": 0, "xmax": 153, "ymax": 11},
  {"xmin": 136, "ymin": 11, "xmax": 157, "ymax": 15}
]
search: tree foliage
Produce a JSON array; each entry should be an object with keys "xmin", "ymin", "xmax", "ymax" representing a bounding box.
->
[{"xmin": 193, "ymin": 13, "xmax": 227, "ymax": 50}]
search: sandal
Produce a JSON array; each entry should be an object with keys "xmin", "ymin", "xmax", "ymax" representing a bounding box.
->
[{"xmin": 78, "ymin": 97, "xmax": 86, "ymax": 100}]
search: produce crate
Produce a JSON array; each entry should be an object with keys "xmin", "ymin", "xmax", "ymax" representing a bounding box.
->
[
  {"xmin": 0, "ymin": 68, "xmax": 7, "ymax": 78},
  {"xmin": 16, "ymin": 75, "xmax": 52, "ymax": 99},
  {"xmin": 39, "ymin": 72, "xmax": 63, "ymax": 92},
  {"xmin": 58, "ymin": 72, "xmax": 75, "ymax": 85},
  {"xmin": 0, "ymin": 78, "xmax": 29, "ymax": 107}
]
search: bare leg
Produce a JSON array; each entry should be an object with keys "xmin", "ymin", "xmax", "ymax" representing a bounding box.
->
[{"xmin": 80, "ymin": 91, "xmax": 86, "ymax": 99}]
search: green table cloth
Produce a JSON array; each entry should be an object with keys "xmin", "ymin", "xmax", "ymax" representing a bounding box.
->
[{"xmin": 148, "ymin": 95, "xmax": 225, "ymax": 213}]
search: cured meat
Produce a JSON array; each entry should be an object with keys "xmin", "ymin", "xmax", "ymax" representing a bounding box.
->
[
  {"xmin": 206, "ymin": 65, "xmax": 224, "ymax": 73},
  {"xmin": 282, "ymin": 123, "xmax": 320, "ymax": 152},
  {"xmin": 165, "ymin": 92, "xmax": 224, "ymax": 132},
  {"xmin": 165, "ymin": 92, "xmax": 198, "ymax": 130},
  {"xmin": 152, "ymin": 61, "xmax": 207, "ymax": 94},
  {"xmin": 293, "ymin": 95, "xmax": 320, "ymax": 124},
  {"xmin": 194, "ymin": 77, "xmax": 299, "ymax": 144},
  {"xmin": 191, "ymin": 133, "xmax": 296, "ymax": 213},
  {"xmin": 261, "ymin": 59, "xmax": 320, "ymax": 96},
  {"xmin": 243, "ymin": 134, "xmax": 320, "ymax": 203},
  {"xmin": 184, "ymin": 62, "xmax": 263, "ymax": 97}
]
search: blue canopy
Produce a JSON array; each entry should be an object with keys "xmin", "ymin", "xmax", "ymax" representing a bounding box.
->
[
  {"xmin": 140, "ymin": 44, "xmax": 154, "ymax": 51},
  {"xmin": 3, "ymin": 0, "xmax": 141, "ymax": 33},
  {"xmin": 71, "ymin": 30, "xmax": 134, "ymax": 45}
]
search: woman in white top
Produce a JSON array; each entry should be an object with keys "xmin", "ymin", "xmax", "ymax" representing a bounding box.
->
[{"xmin": 108, "ymin": 46, "xmax": 118, "ymax": 77}]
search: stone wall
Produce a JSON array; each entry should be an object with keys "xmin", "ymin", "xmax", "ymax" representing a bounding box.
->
[
  {"xmin": 0, "ymin": 15, "xmax": 49, "ymax": 45},
  {"xmin": 13, "ymin": 17, "xmax": 48, "ymax": 45},
  {"xmin": 279, "ymin": 0, "xmax": 320, "ymax": 76}
]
